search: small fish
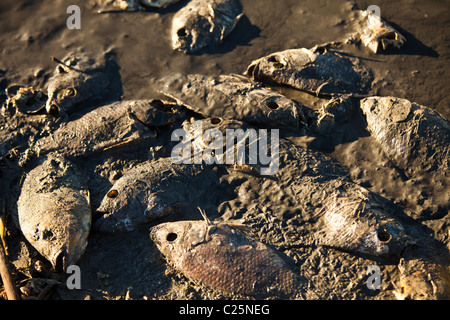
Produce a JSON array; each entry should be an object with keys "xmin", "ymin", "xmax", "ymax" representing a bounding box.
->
[
  {"xmin": 94, "ymin": 158, "xmax": 222, "ymax": 234},
  {"xmin": 171, "ymin": 0, "xmax": 243, "ymax": 53},
  {"xmin": 353, "ymin": 10, "xmax": 406, "ymax": 54},
  {"xmin": 46, "ymin": 52, "xmax": 112, "ymax": 116},
  {"xmin": 396, "ymin": 257, "xmax": 450, "ymax": 300},
  {"xmin": 17, "ymin": 155, "xmax": 91, "ymax": 271},
  {"xmin": 316, "ymin": 185, "xmax": 411, "ymax": 258},
  {"xmin": 33, "ymin": 99, "xmax": 183, "ymax": 158},
  {"xmin": 150, "ymin": 209, "xmax": 299, "ymax": 298},
  {"xmin": 360, "ymin": 96, "xmax": 450, "ymax": 178},
  {"xmin": 158, "ymin": 73, "xmax": 307, "ymax": 129},
  {"xmin": 245, "ymin": 45, "xmax": 373, "ymax": 96}
]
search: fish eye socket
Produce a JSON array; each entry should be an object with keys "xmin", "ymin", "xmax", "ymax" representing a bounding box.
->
[
  {"xmin": 107, "ymin": 189, "xmax": 119, "ymax": 199},
  {"xmin": 66, "ymin": 88, "xmax": 76, "ymax": 96},
  {"xmin": 210, "ymin": 118, "xmax": 221, "ymax": 125},
  {"xmin": 377, "ymin": 228, "xmax": 391, "ymax": 242},
  {"xmin": 177, "ymin": 28, "xmax": 187, "ymax": 37},
  {"xmin": 267, "ymin": 101, "xmax": 279, "ymax": 110},
  {"xmin": 166, "ymin": 232, "xmax": 178, "ymax": 242}
]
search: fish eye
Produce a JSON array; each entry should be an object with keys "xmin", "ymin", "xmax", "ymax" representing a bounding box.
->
[
  {"xmin": 377, "ymin": 228, "xmax": 391, "ymax": 242},
  {"xmin": 166, "ymin": 232, "xmax": 178, "ymax": 242},
  {"xmin": 210, "ymin": 118, "xmax": 221, "ymax": 125},
  {"xmin": 107, "ymin": 189, "xmax": 119, "ymax": 199},
  {"xmin": 266, "ymin": 101, "xmax": 279, "ymax": 110},
  {"xmin": 48, "ymin": 104, "xmax": 60, "ymax": 117},
  {"xmin": 267, "ymin": 56, "xmax": 285, "ymax": 68},
  {"xmin": 65, "ymin": 88, "xmax": 76, "ymax": 96},
  {"xmin": 177, "ymin": 28, "xmax": 187, "ymax": 38}
]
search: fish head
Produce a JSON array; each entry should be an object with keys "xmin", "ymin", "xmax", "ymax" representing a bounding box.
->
[
  {"xmin": 94, "ymin": 176, "xmax": 178, "ymax": 234},
  {"xmin": 171, "ymin": 14, "xmax": 208, "ymax": 54},
  {"xmin": 129, "ymin": 99, "xmax": 185, "ymax": 127},
  {"xmin": 248, "ymin": 89, "xmax": 305, "ymax": 128},
  {"xmin": 45, "ymin": 68, "xmax": 86, "ymax": 117},
  {"xmin": 150, "ymin": 220, "xmax": 207, "ymax": 264}
]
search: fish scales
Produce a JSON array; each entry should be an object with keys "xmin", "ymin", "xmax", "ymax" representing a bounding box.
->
[
  {"xmin": 94, "ymin": 157, "xmax": 223, "ymax": 234},
  {"xmin": 246, "ymin": 46, "xmax": 373, "ymax": 96},
  {"xmin": 360, "ymin": 96, "xmax": 450, "ymax": 178},
  {"xmin": 171, "ymin": 0, "xmax": 243, "ymax": 53},
  {"xmin": 34, "ymin": 99, "xmax": 182, "ymax": 158},
  {"xmin": 158, "ymin": 73, "xmax": 307, "ymax": 129},
  {"xmin": 184, "ymin": 118, "xmax": 412, "ymax": 258},
  {"xmin": 17, "ymin": 155, "xmax": 91, "ymax": 271},
  {"xmin": 150, "ymin": 219, "xmax": 299, "ymax": 298}
]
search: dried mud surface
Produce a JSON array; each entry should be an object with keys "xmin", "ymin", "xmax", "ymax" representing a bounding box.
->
[{"xmin": 0, "ymin": 0, "xmax": 449, "ymax": 300}]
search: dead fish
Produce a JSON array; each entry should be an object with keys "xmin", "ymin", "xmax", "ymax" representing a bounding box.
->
[
  {"xmin": 150, "ymin": 208, "xmax": 299, "ymax": 298},
  {"xmin": 360, "ymin": 96, "xmax": 450, "ymax": 178},
  {"xmin": 94, "ymin": 158, "xmax": 222, "ymax": 234},
  {"xmin": 316, "ymin": 185, "xmax": 411, "ymax": 258},
  {"xmin": 4, "ymin": 86, "xmax": 47, "ymax": 114},
  {"xmin": 46, "ymin": 52, "xmax": 112, "ymax": 116},
  {"xmin": 32, "ymin": 99, "xmax": 183, "ymax": 158},
  {"xmin": 309, "ymin": 95, "xmax": 355, "ymax": 135},
  {"xmin": 353, "ymin": 10, "xmax": 406, "ymax": 54},
  {"xmin": 17, "ymin": 155, "xmax": 91, "ymax": 271},
  {"xmin": 157, "ymin": 73, "xmax": 307, "ymax": 129},
  {"xmin": 245, "ymin": 45, "xmax": 373, "ymax": 96},
  {"xmin": 171, "ymin": 0, "xmax": 243, "ymax": 54},
  {"xmin": 395, "ymin": 257, "xmax": 450, "ymax": 300},
  {"xmin": 96, "ymin": 0, "xmax": 182, "ymax": 12}
]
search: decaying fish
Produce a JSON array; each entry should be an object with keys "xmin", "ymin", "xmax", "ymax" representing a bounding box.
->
[
  {"xmin": 17, "ymin": 155, "xmax": 91, "ymax": 271},
  {"xmin": 95, "ymin": 0, "xmax": 182, "ymax": 12},
  {"xmin": 46, "ymin": 52, "xmax": 113, "ymax": 116},
  {"xmin": 352, "ymin": 10, "xmax": 406, "ymax": 54},
  {"xmin": 32, "ymin": 99, "xmax": 183, "ymax": 158},
  {"xmin": 395, "ymin": 255, "xmax": 450, "ymax": 300},
  {"xmin": 157, "ymin": 73, "xmax": 307, "ymax": 129},
  {"xmin": 171, "ymin": 0, "xmax": 243, "ymax": 53},
  {"xmin": 309, "ymin": 95, "xmax": 355, "ymax": 135},
  {"xmin": 4, "ymin": 86, "xmax": 47, "ymax": 114},
  {"xmin": 94, "ymin": 158, "xmax": 223, "ymax": 234},
  {"xmin": 360, "ymin": 96, "xmax": 450, "ymax": 178},
  {"xmin": 150, "ymin": 209, "xmax": 299, "ymax": 298},
  {"xmin": 245, "ymin": 45, "xmax": 373, "ymax": 96},
  {"xmin": 316, "ymin": 185, "xmax": 411, "ymax": 258}
]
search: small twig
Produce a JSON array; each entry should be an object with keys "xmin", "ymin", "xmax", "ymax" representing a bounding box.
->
[{"xmin": 0, "ymin": 233, "xmax": 20, "ymax": 300}]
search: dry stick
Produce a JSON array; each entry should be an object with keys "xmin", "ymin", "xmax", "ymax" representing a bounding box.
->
[{"xmin": 0, "ymin": 237, "xmax": 20, "ymax": 300}]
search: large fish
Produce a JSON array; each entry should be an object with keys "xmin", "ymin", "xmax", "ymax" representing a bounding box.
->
[
  {"xmin": 17, "ymin": 155, "xmax": 91, "ymax": 271},
  {"xmin": 245, "ymin": 45, "xmax": 373, "ymax": 96},
  {"xmin": 171, "ymin": 0, "xmax": 243, "ymax": 54},
  {"xmin": 32, "ymin": 99, "xmax": 184, "ymax": 158},
  {"xmin": 150, "ymin": 209, "xmax": 300, "ymax": 298},
  {"xmin": 360, "ymin": 96, "xmax": 450, "ymax": 178},
  {"xmin": 157, "ymin": 73, "xmax": 308, "ymax": 129},
  {"xmin": 94, "ymin": 158, "xmax": 223, "ymax": 234},
  {"xmin": 186, "ymin": 118, "xmax": 413, "ymax": 259},
  {"xmin": 45, "ymin": 51, "xmax": 113, "ymax": 116}
]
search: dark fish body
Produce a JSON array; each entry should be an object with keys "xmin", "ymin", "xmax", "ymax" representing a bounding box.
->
[
  {"xmin": 46, "ymin": 52, "xmax": 111, "ymax": 116},
  {"xmin": 17, "ymin": 155, "xmax": 91, "ymax": 271},
  {"xmin": 171, "ymin": 0, "xmax": 243, "ymax": 53},
  {"xmin": 33, "ymin": 99, "xmax": 183, "ymax": 158},
  {"xmin": 360, "ymin": 96, "xmax": 450, "ymax": 178},
  {"xmin": 96, "ymin": 0, "xmax": 182, "ymax": 12},
  {"xmin": 150, "ymin": 219, "xmax": 299, "ymax": 298},
  {"xmin": 158, "ymin": 73, "xmax": 307, "ymax": 129},
  {"xmin": 94, "ymin": 158, "xmax": 222, "ymax": 233},
  {"xmin": 246, "ymin": 45, "xmax": 373, "ymax": 96}
]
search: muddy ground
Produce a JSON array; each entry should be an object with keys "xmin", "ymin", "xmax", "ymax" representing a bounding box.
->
[{"xmin": 0, "ymin": 0, "xmax": 449, "ymax": 300}]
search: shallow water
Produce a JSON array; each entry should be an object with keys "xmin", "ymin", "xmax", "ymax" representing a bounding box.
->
[{"xmin": 0, "ymin": 0, "xmax": 449, "ymax": 300}]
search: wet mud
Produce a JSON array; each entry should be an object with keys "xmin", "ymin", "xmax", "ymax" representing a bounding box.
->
[{"xmin": 0, "ymin": 0, "xmax": 449, "ymax": 300}]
